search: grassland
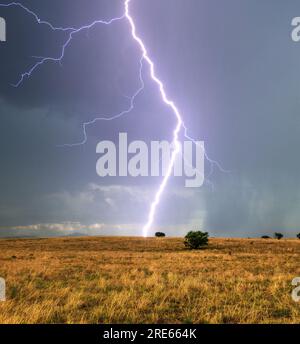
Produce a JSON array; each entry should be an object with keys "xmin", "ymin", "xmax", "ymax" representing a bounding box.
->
[{"xmin": 0, "ymin": 236, "xmax": 300, "ymax": 324}]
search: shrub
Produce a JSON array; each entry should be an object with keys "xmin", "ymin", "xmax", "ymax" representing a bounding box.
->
[
  {"xmin": 274, "ymin": 233, "xmax": 283, "ymax": 240},
  {"xmin": 261, "ymin": 235, "xmax": 271, "ymax": 239},
  {"xmin": 184, "ymin": 231, "xmax": 209, "ymax": 250},
  {"xmin": 297, "ymin": 233, "xmax": 300, "ymax": 240},
  {"xmin": 155, "ymin": 232, "xmax": 166, "ymax": 238}
]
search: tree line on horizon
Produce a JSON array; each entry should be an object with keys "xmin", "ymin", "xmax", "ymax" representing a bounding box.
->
[{"xmin": 155, "ymin": 231, "xmax": 300, "ymax": 250}]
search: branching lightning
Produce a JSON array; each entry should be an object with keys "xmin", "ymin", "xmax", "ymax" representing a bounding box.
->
[
  {"xmin": 0, "ymin": 0, "xmax": 228, "ymax": 237},
  {"xmin": 0, "ymin": 2, "xmax": 125, "ymax": 87},
  {"xmin": 58, "ymin": 57, "xmax": 145, "ymax": 147}
]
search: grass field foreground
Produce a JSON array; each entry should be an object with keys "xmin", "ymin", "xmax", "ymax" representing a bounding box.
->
[{"xmin": 0, "ymin": 237, "xmax": 300, "ymax": 323}]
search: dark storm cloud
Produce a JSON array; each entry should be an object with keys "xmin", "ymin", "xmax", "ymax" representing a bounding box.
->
[
  {"xmin": 1, "ymin": 0, "xmax": 300, "ymax": 237},
  {"xmin": 0, "ymin": 0, "xmax": 141, "ymax": 114}
]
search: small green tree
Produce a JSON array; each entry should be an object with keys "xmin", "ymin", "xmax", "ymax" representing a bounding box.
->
[
  {"xmin": 184, "ymin": 231, "xmax": 209, "ymax": 249},
  {"xmin": 297, "ymin": 233, "xmax": 300, "ymax": 240},
  {"xmin": 274, "ymin": 232, "xmax": 283, "ymax": 240},
  {"xmin": 155, "ymin": 232, "xmax": 166, "ymax": 238}
]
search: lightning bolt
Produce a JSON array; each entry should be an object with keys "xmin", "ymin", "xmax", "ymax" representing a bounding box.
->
[
  {"xmin": 57, "ymin": 57, "xmax": 145, "ymax": 147},
  {"xmin": 1, "ymin": 0, "xmax": 228, "ymax": 237},
  {"xmin": 0, "ymin": 2, "xmax": 125, "ymax": 87},
  {"xmin": 124, "ymin": 0, "xmax": 183, "ymax": 237}
]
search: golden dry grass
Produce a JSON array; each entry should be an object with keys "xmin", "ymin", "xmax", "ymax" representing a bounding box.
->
[{"xmin": 0, "ymin": 236, "xmax": 300, "ymax": 324}]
